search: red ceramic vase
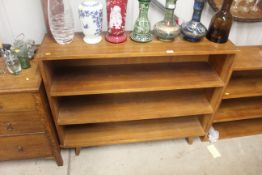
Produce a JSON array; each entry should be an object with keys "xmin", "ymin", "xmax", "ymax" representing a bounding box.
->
[{"xmin": 105, "ymin": 0, "xmax": 128, "ymax": 43}]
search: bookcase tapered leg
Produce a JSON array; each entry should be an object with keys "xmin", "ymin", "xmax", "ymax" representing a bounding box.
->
[
  {"xmin": 75, "ymin": 147, "xmax": 81, "ymax": 156},
  {"xmin": 186, "ymin": 137, "xmax": 193, "ymax": 145}
]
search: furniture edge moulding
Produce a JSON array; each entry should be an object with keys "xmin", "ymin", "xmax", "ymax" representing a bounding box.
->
[
  {"xmin": 201, "ymin": 54, "xmax": 236, "ymax": 141},
  {"xmin": 35, "ymin": 84, "xmax": 63, "ymax": 166},
  {"xmin": 38, "ymin": 60, "xmax": 65, "ymax": 147},
  {"xmin": 36, "ymin": 33, "xmax": 239, "ymax": 61}
]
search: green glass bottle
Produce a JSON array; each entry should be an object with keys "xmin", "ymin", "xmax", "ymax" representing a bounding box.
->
[
  {"xmin": 15, "ymin": 47, "xmax": 31, "ymax": 69},
  {"xmin": 130, "ymin": 0, "xmax": 152, "ymax": 43},
  {"xmin": 206, "ymin": 0, "xmax": 234, "ymax": 43}
]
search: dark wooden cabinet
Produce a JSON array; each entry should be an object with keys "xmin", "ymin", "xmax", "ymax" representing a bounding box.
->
[{"xmin": 0, "ymin": 61, "xmax": 63, "ymax": 166}]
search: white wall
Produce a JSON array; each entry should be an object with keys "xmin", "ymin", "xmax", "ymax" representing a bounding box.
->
[{"xmin": 0, "ymin": 0, "xmax": 262, "ymax": 45}]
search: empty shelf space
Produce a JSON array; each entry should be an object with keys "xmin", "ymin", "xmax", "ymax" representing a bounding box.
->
[
  {"xmin": 214, "ymin": 118, "xmax": 262, "ymax": 139},
  {"xmin": 58, "ymin": 90, "xmax": 213, "ymax": 125},
  {"xmin": 233, "ymin": 46, "xmax": 262, "ymax": 71},
  {"xmin": 50, "ymin": 62, "xmax": 224, "ymax": 96},
  {"xmin": 214, "ymin": 97, "xmax": 262, "ymax": 123},
  {"xmin": 223, "ymin": 71, "xmax": 262, "ymax": 99},
  {"xmin": 63, "ymin": 116, "xmax": 205, "ymax": 147}
]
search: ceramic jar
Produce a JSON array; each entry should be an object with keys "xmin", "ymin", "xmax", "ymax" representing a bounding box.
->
[
  {"xmin": 181, "ymin": 0, "xmax": 207, "ymax": 42},
  {"xmin": 106, "ymin": 0, "xmax": 128, "ymax": 43},
  {"xmin": 154, "ymin": 0, "xmax": 180, "ymax": 41},
  {"xmin": 79, "ymin": 0, "xmax": 103, "ymax": 44},
  {"xmin": 130, "ymin": 0, "xmax": 152, "ymax": 43}
]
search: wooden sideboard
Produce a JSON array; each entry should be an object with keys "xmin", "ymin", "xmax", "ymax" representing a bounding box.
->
[
  {"xmin": 0, "ymin": 61, "xmax": 63, "ymax": 165},
  {"xmin": 36, "ymin": 33, "xmax": 238, "ymax": 155},
  {"xmin": 213, "ymin": 46, "xmax": 262, "ymax": 139}
]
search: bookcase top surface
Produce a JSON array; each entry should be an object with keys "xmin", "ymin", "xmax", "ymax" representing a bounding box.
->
[
  {"xmin": 233, "ymin": 45, "xmax": 262, "ymax": 71},
  {"xmin": 36, "ymin": 33, "xmax": 239, "ymax": 61}
]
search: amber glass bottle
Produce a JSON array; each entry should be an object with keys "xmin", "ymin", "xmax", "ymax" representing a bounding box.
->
[{"xmin": 206, "ymin": 0, "xmax": 233, "ymax": 43}]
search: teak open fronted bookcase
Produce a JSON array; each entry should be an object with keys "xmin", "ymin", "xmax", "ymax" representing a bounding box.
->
[
  {"xmin": 213, "ymin": 46, "xmax": 262, "ymax": 139},
  {"xmin": 37, "ymin": 33, "xmax": 238, "ymax": 154}
]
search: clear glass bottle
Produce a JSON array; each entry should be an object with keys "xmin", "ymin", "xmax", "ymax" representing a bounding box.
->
[
  {"xmin": 154, "ymin": 0, "xmax": 180, "ymax": 41},
  {"xmin": 48, "ymin": 0, "xmax": 75, "ymax": 44},
  {"xmin": 206, "ymin": 0, "xmax": 234, "ymax": 43},
  {"xmin": 3, "ymin": 50, "xmax": 21, "ymax": 75},
  {"xmin": 130, "ymin": 0, "xmax": 152, "ymax": 43},
  {"xmin": 181, "ymin": 0, "xmax": 207, "ymax": 42}
]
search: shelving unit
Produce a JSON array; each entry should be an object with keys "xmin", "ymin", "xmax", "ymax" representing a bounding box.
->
[
  {"xmin": 213, "ymin": 46, "xmax": 262, "ymax": 139},
  {"xmin": 37, "ymin": 33, "xmax": 238, "ymax": 154}
]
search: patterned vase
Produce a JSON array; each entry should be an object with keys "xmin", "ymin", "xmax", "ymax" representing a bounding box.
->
[
  {"xmin": 130, "ymin": 0, "xmax": 152, "ymax": 43},
  {"xmin": 154, "ymin": 0, "xmax": 180, "ymax": 41},
  {"xmin": 181, "ymin": 0, "xmax": 207, "ymax": 42},
  {"xmin": 106, "ymin": 0, "xmax": 128, "ymax": 43},
  {"xmin": 79, "ymin": 0, "xmax": 103, "ymax": 44}
]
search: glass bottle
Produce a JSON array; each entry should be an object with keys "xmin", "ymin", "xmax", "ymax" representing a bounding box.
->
[
  {"xmin": 181, "ymin": 0, "xmax": 207, "ymax": 42},
  {"xmin": 154, "ymin": 0, "xmax": 180, "ymax": 41},
  {"xmin": 48, "ymin": 0, "xmax": 75, "ymax": 44},
  {"xmin": 15, "ymin": 46, "xmax": 31, "ymax": 69},
  {"xmin": 130, "ymin": 0, "xmax": 152, "ymax": 43},
  {"xmin": 106, "ymin": 0, "xmax": 128, "ymax": 43},
  {"xmin": 206, "ymin": 0, "xmax": 234, "ymax": 43},
  {"xmin": 3, "ymin": 50, "xmax": 21, "ymax": 75}
]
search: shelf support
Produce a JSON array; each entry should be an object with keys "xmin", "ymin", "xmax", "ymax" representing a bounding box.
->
[
  {"xmin": 75, "ymin": 147, "xmax": 81, "ymax": 156},
  {"xmin": 186, "ymin": 137, "xmax": 193, "ymax": 145}
]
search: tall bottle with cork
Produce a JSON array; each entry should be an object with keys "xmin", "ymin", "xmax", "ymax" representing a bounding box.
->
[{"xmin": 206, "ymin": 0, "xmax": 234, "ymax": 43}]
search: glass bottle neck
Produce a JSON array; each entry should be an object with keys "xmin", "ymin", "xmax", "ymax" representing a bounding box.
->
[
  {"xmin": 192, "ymin": 0, "xmax": 205, "ymax": 22},
  {"xmin": 221, "ymin": 0, "xmax": 234, "ymax": 11},
  {"xmin": 164, "ymin": 8, "xmax": 174, "ymax": 24},
  {"xmin": 192, "ymin": 10, "xmax": 202, "ymax": 22},
  {"xmin": 138, "ymin": 2, "xmax": 150, "ymax": 18}
]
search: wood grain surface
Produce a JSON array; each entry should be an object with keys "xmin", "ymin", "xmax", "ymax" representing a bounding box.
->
[
  {"xmin": 36, "ymin": 33, "xmax": 238, "ymax": 61},
  {"xmin": 63, "ymin": 117, "xmax": 205, "ymax": 147},
  {"xmin": 214, "ymin": 97, "xmax": 262, "ymax": 123},
  {"xmin": 50, "ymin": 62, "xmax": 224, "ymax": 96},
  {"xmin": 58, "ymin": 90, "xmax": 213, "ymax": 125}
]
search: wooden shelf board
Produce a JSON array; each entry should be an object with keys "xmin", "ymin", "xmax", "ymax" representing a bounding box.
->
[
  {"xmin": 63, "ymin": 117, "xmax": 205, "ymax": 147},
  {"xmin": 223, "ymin": 72, "xmax": 262, "ymax": 99},
  {"xmin": 36, "ymin": 33, "xmax": 239, "ymax": 61},
  {"xmin": 214, "ymin": 118, "xmax": 262, "ymax": 139},
  {"xmin": 214, "ymin": 97, "xmax": 262, "ymax": 123},
  {"xmin": 51, "ymin": 62, "xmax": 224, "ymax": 96},
  {"xmin": 58, "ymin": 90, "xmax": 213, "ymax": 125},
  {"xmin": 233, "ymin": 46, "xmax": 262, "ymax": 71}
]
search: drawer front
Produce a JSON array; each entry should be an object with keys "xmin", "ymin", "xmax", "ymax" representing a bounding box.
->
[
  {"xmin": 0, "ymin": 112, "xmax": 45, "ymax": 136},
  {"xmin": 0, "ymin": 93, "xmax": 36, "ymax": 113},
  {"xmin": 0, "ymin": 134, "xmax": 52, "ymax": 160}
]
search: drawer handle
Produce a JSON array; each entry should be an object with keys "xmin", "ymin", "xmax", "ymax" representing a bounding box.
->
[
  {"xmin": 17, "ymin": 146, "xmax": 24, "ymax": 152},
  {"xmin": 6, "ymin": 123, "xmax": 14, "ymax": 131}
]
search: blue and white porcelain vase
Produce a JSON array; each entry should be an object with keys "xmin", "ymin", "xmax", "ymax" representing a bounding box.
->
[
  {"xmin": 79, "ymin": 0, "xmax": 103, "ymax": 44},
  {"xmin": 181, "ymin": 0, "xmax": 207, "ymax": 42}
]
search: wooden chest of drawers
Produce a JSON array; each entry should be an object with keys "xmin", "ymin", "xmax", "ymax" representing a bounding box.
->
[{"xmin": 0, "ymin": 61, "xmax": 62, "ymax": 166}]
